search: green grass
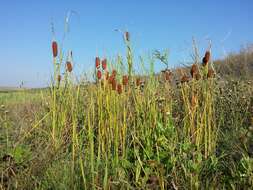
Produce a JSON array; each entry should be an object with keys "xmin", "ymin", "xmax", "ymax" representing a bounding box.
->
[{"xmin": 0, "ymin": 36, "xmax": 253, "ymax": 189}]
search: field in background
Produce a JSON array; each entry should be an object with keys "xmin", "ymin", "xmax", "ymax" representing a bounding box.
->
[{"xmin": 1, "ymin": 37, "xmax": 253, "ymax": 189}]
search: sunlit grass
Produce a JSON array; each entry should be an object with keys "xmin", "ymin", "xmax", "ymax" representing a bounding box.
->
[{"xmin": 0, "ymin": 29, "xmax": 253, "ymax": 189}]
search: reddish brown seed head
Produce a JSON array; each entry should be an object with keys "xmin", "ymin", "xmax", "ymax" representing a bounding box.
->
[
  {"xmin": 102, "ymin": 59, "xmax": 107, "ymax": 70},
  {"xmin": 95, "ymin": 57, "xmax": 100, "ymax": 69},
  {"xmin": 122, "ymin": 75, "xmax": 129, "ymax": 86},
  {"xmin": 97, "ymin": 70, "xmax": 102, "ymax": 80},
  {"xmin": 112, "ymin": 69, "xmax": 117, "ymax": 77},
  {"xmin": 202, "ymin": 57, "xmax": 208, "ymax": 66},
  {"xmin": 117, "ymin": 84, "xmax": 122, "ymax": 94},
  {"xmin": 190, "ymin": 64, "xmax": 198, "ymax": 78},
  {"xmin": 109, "ymin": 75, "xmax": 114, "ymax": 84},
  {"xmin": 66, "ymin": 61, "xmax": 73, "ymax": 72},
  {"xmin": 202, "ymin": 51, "xmax": 211, "ymax": 66},
  {"xmin": 52, "ymin": 41, "xmax": 58, "ymax": 57},
  {"xmin": 111, "ymin": 79, "xmax": 117, "ymax": 90},
  {"xmin": 205, "ymin": 51, "xmax": 211, "ymax": 61},
  {"xmin": 125, "ymin": 31, "xmax": 130, "ymax": 41},
  {"xmin": 136, "ymin": 78, "xmax": 141, "ymax": 86}
]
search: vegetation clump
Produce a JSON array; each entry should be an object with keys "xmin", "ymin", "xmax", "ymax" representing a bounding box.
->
[{"xmin": 0, "ymin": 31, "xmax": 253, "ymax": 189}]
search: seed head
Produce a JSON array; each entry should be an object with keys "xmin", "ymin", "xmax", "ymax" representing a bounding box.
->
[
  {"xmin": 97, "ymin": 70, "xmax": 102, "ymax": 80},
  {"xmin": 202, "ymin": 57, "xmax": 208, "ymax": 66},
  {"xmin": 117, "ymin": 84, "xmax": 122, "ymax": 94},
  {"xmin": 202, "ymin": 51, "xmax": 211, "ymax": 66},
  {"xmin": 66, "ymin": 61, "xmax": 73, "ymax": 72},
  {"xmin": 136, "ymin": 78, "xmax": 141, "ymax": 86},
  {"xmin": 95, "ymin": 57, "xmax": 100, "ymax": 69},
  {"xmin": 190, "ymin": 64, "xmax": 198, "ymax": 78},
  {"xmin": 112, "ymin": 69, "xmax": 117, "ymax": 77},
  {"xmin": 52, "ymin": 41, "xmax": 58, "ymax": 57},
  {"xmin": 125, "ymin": 31, "xmax": 130, "ymax": 41},
  {"xmin": 102, "ymin": 59, "xmax": 107, "ymax": 70},
  {"xmin": 109, "ymin": 75, "xmax": 115, "ymax": 84},
  {"xmin": 122, "ymin": 75, "xmax": 129, "ymax": 86},
  {"xmin": 205, "ymin": 51, "xmax": 211, "ymax": 61},
  {"xmin": 111, "ymin": 78, "xmax": 117, "ymax": 90}
]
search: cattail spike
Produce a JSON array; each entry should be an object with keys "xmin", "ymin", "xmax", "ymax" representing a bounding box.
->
[
  {"xmin": 52, "ymin": 41, "xmax": 58, "ymax": 58},
  {"xmin": 117, "ymin": 84, "xmax": 122, "ymax": 94},
  {"xmin": 125, "ymin": 32, "xmax": 130, "ymax": 41},
  {"xmin": 95, "ymin": 57, "xmax": 100, "ymax": 69},
  {"xmin": 122, "ymin": 75, "xmax": 129, "ymax": 86},
  {"xmin": 102, "ymin": 59, "xmax": 107, "ymax": 70},
  {"xmin": 97, "ymin": 70, "xmax": 102, "ymax": 80}
]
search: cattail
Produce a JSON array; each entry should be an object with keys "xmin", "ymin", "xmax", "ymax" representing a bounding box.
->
[
  {"xmin": 205, "ymin": 51, "xmax": 210, "ymax": 61},
  {"xmin": 112, "ymin": 69, "xmax": 117, "ymax": 77},
  {"xmin": 111, "ymin": 79, "xmax": 117, "ymax": 90},
  {"xmin": 66, "ymin": 61, "xmax": 73, "ymax": 72},
  {"xmin": 125, "ymin": 31, "xmax": 130, "ymax": 41},
  {"xmin": 122, "ymin": 75, "xmax": 129, "ymax": 86},
  {"xmin": 57, "ymin": 75, "xmax": 61, "ymax": 82},
  {"xmin": 52, "ymin": 41, "xmax": 58, "ymax": 57},
  {"xmin": 97, "ymin": 70, "xmax": 102, "ymax": 80},
  {"xmin": 95, "ymin": 57, "xmax": 100, "ymax": 69},
  {"xmin": 202, "ymin": 57, "xmax": 208, "ymax": 66},
  {"xmin": 136, "ymin": 78, "xmax": 141, "ymax": 86},
  {"xmin": 202, "ymin": 51, "xmax": 211, "ymax": 66},
  {"xmin": 207, "ymin": 68, "xmax": 215, "ymax": 78},
  {"xmin": 117, "ymin": 84, "xmax": 122, "ymax": 94},
  {"xmin": 109, "ymin": 75, "xmax": 114, "ymax": 84},
  {"xmin": 102, "ymin": 59, "xmax": 107, "ymax": 70},
  {"xmin": 181, "ymin": 75, "xmax": 190, "ymax": 83},
  {"xmin": 190, "ymin": 64, "xmax": 198, "ymax": 78}
]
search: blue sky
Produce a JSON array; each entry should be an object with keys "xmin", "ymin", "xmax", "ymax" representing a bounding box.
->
[{"xmin": 1, "ymin": 0, "xmax": 253, "ymax": 87}]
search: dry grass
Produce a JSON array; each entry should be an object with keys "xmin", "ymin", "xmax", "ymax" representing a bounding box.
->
[{"xmin": 0, "ymin": 36, "xmax": 253, "ymax": 189}]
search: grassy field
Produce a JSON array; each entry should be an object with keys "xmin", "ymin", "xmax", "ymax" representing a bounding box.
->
[{"xmin": 1, "ymin": 35, "xmax": 253, "ymax": 189}]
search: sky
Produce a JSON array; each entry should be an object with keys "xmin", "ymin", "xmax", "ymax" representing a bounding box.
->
[{"xmin": 1, "ymin": 0, "xmax": 253, "ymax": 87}]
